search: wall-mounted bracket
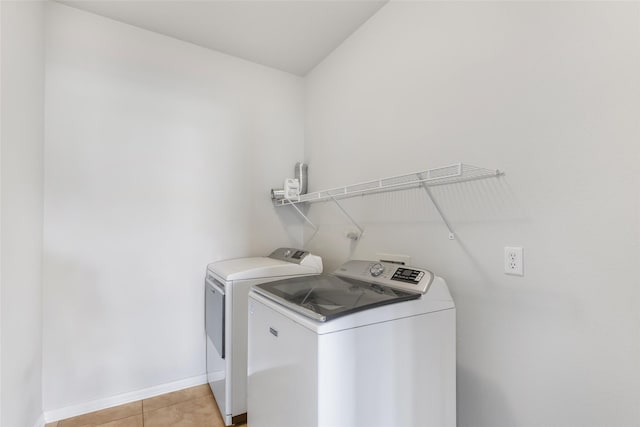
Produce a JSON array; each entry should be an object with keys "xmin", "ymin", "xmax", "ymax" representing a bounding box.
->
[
  {"xmin": 330, "ymin": 197, "xmax": 364, "ymax": 240},
  {"xmin": 285, "ymin": 198, "xmax": 318, "ymax": 231},
  {"xmin": 420, "ymin": 181, "xmax": 455, "ymax": 240}
]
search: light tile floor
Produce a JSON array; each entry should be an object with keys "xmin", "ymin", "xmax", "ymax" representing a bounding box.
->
[{"xmin": 45, "ymin": 385, "xmax": 248, "ymax": 427}]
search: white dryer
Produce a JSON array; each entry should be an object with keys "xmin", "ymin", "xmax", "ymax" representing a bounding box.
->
[
  {"xmin": 247, "ymin": 260, "xmax": 456, "ymax": 427},
  {"xmin": 205, "ymin": 248, "xmax": 322, "ymax": 425}
]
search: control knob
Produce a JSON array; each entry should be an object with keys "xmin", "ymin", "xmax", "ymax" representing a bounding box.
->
[{"xmin": 369, "ymin": 263, "xmax": 385, "ymax": 277}]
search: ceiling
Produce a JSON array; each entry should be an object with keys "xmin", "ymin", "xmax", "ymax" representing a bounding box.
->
[{"xmin": 58, "ymin": 0, "xmax": 388, "ymax": 76}]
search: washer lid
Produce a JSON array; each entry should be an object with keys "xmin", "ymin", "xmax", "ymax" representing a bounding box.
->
[
  {"xmin": 207, "ymin": 256, "xmax": 321, "ymax": 281},
  {"xmin": 252, "ymin": 275, "xmax": 420, "ymax": 322}
]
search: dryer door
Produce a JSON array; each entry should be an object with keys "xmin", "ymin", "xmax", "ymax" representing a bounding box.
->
[{"xmin": 205, "ymin": 277, "xmax": 225, "ymax": 358}]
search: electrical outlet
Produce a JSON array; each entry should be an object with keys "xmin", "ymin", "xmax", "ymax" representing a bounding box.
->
[{"xmin": 504, "ymin": 247, "xmax": 524, "ymax": 276}]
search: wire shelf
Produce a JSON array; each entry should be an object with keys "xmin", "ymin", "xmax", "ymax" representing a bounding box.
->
[{"xmin": 274, "ymin": 163, "xmax": 502, "ymax": 206}]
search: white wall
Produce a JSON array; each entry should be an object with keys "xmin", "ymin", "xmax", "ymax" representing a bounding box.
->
[
  {"xmin": 43, "ymin": 3, "xmax": 304, "ymax": 413},
  {"xmin": 305, "ymin": 2, "xmax": 640, "ymax": 427},
  {"xmin": 0, "ymin": 1, "xmax": 45, "ymax": 426}
]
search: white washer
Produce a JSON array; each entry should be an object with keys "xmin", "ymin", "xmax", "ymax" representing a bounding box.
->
[
  {"xmin": 247, "ymin": 260, "xmax": 456, "ymax": 427},
  {"xmin": 205, "ymin": 248, "xmax": 322, "ymax": 425}
]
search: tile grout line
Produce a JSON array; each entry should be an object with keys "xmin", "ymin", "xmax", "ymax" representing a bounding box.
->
[
  {"xmin": 144, "ymin": 392, "xmax": 218, "ymax": 426},
  {"xmin": 59, "ymin": 401, "xmax": 144, "ymax": 427},
  {"xmin": 61, "ymin": 386, "xmax": 212, "ymax": 426},
  {"xmin": 143, "ymin": 390, "xmax": 212, "ymax": 415}
]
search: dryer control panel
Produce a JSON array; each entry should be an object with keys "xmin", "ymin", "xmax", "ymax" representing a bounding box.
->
[
  {"xmin": 334, "ymin": 260, "xmax": 434, "ymax": 294},
  {"xmin": 269, "ymin": 247, "xmax": 308, "ymax": 263},
  {"xmin": 268, "ymin": 248, "xmax": 323, "ymax": 272}
]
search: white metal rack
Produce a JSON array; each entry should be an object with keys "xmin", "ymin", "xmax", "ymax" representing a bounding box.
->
[{"xmin": 275, "ymin": 163, "xmax": 503, "ymax": 240}]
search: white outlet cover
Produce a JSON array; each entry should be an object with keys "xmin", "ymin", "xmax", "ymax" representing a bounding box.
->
[{"xmin": 504, "ymin": 246, "xmax": 524, "ymax": 276}]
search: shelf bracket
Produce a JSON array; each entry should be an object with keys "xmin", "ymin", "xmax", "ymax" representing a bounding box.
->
[
  {"xmin": 419, "ymin": 177, "xmax": 455, "ymax": 240},
  {"xmin": 285, "ymin": 198, "xmax": 318, "ymax": 231},
  {"xmin": 330, "ymin": 196, "xmax": 364, "ymax": 240}
]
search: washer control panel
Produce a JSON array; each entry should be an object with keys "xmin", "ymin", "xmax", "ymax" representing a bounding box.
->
[
  {"xmin": 391, "ymin": 267, "xmax": 426, "ymax": 284},
  {"xmin": 369, "ymin": 263, "xmax": 385, "ymax": 277},
  {"xmin": 335, "ymin": 260, "xmax": 435, "ymax": 294}
]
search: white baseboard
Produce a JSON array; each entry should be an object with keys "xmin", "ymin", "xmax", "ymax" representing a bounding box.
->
[
  {"xmin": 43, "ymin": 374, "xmax": 208, "ymax": 423},
  {"xmin": 32, "ymin": 413, "xmax": 45, "ymax": 427}
]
